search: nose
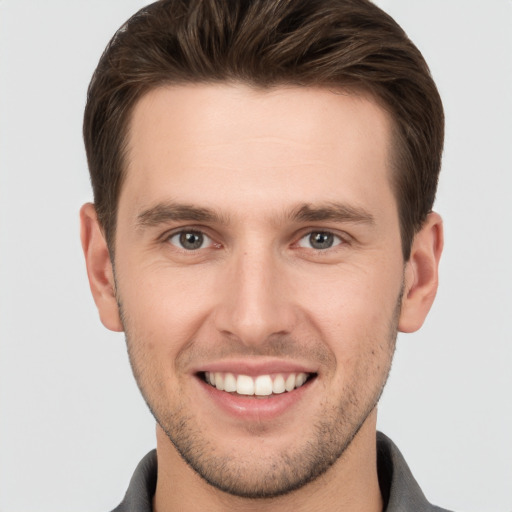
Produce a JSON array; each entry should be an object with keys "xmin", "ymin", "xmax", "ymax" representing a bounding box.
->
[{"xmin": 213, "ymin": 245, "xmax": 297, "ymax": 348}]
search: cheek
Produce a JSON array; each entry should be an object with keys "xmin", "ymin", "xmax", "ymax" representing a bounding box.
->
[
  {"xmin": 295, "ymin": 263, "xmax": 402, "ymax": 326},
  {"xmin": 292, "ymin": 263, "xmax": 401, "ymax": 370},
  {"xmin": 116, "ymin": 263, "xmax": 215, "ymax": 355}
]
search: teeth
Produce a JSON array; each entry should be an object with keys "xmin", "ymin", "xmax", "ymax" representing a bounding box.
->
[
  {"xmin": 285, "ymin": 374, "xmax": 296, "ymax": 392},
  {"xmin": 223, "ymin": 373, "xmax": 237, "ymax": 392},
  {"xmin": 237, "ymin": 375, "xmax": 254, "ymax": 395},
  {"xmin": 204, "ymin": 371, "xmax": 310, "ymax": 396},
  {"xmin": 215, "ymin": 372, "xmax": 224, "ymax": 391},
  {"xmin": 254, "ymin": 375, "xmax": 273, "ymax": 396},
  {"xmin": 272, "ymin": 374, "xmax": 286, "ymax": 394},
  {"xmin": 296, "ymin": 373, "xmax": 307, "ymax": 387}
]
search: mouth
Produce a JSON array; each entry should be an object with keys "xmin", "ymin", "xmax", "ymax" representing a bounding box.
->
[{"xmin": 199, "ymin": 371, "xmax": 317, "ymax": 397}]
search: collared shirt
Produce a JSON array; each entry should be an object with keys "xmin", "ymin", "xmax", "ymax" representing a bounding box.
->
[{"xmin": 111, "ymin": 432, "xmax": 452, "ymax": 511}]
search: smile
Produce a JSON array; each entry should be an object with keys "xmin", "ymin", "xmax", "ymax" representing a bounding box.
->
[{"xmin": 202, "ymin": 371, "xmax": 313, "ymax": 397}]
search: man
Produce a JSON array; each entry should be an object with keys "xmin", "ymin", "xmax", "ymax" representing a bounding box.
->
[{"xmin": 80, "ymin": 0, "xmax": 447, "ymax": 510}]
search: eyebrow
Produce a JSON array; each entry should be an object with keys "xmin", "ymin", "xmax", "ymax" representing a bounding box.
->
[
  {"xmin": 136, "ymin": 201, "xmax": 375, "ymax": 229},
  {"xmin": 136, "ymin": 202, "xmax": 226, "ymax": 228},
  {"xmin": 290, "ymin": 203, "xmax": 375, "ymax": 225}
]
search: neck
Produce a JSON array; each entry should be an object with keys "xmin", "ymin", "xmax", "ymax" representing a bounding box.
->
[{"xmin": 153, "ymin": 410, "xmax": 383, "ymax": 512}]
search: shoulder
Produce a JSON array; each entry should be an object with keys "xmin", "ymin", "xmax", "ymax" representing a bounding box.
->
[
  {"xmin": 110, "ymin": 450, "xmax": 157, "ymax": 512},
  {"xmin": 377, "ymin": 432, "xmax": 454, "ymax": 512}
]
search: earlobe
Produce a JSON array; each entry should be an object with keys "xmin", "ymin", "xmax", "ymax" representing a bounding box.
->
[
  {"xmin": 80, "ymin": 203, "xmax": 124, "ymax": 332},
  {"xmin": 398, "ymin": 212, "xmax": 444, "ymax": 333}
]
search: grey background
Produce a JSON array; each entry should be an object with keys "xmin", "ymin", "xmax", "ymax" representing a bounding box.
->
[{"xmin": 1, "ymin": 1, "xmax": 511, "ymax": 511}]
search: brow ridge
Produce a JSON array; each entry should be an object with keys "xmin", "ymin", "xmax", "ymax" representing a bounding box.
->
[
  {"xmin": 136, "ymin": 202, "xmax": 225, "ymax": 228},
  {"xmin": 136, "ymin": 201, "xmax": 375, "ymax": 229},
  {"xmin": 291, "ymin": 202, "xmax": 375, "ymax": 225}
]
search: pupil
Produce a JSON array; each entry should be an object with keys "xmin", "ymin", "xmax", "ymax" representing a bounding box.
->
[
  {"xmin": 310, "ymin": 232, "xmax": 333, "ymax": 249},
  {"xmin": 180, "ymin": 231, "xmax": 203, "ymax": 250}
]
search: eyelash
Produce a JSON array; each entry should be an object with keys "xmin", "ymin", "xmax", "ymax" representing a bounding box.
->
[
  {"xmin": 166, "ymin": 229, "xmax": 217, "ymax": 251},
  {"xmin": 164, "ymin": 228, "xmax": 348, "ymax": 252},
  {"xmin": 296, "ymin": 231, "xmax": 344, "ymax": 250}
]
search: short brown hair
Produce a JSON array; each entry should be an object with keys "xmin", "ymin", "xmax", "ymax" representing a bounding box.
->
[{"xmin": 83, "ymin": 0, "xmax": 444, "ymax": 260}]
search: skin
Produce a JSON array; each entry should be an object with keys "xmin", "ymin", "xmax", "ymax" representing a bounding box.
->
[{"xmin": 81, "ymin": 84, "xmax": 443, "ymax": 512}]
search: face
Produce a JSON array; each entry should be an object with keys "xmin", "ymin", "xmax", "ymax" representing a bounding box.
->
[{"xmin": 113, "ymin": 84, "xmax": 405, "ymax": 497}]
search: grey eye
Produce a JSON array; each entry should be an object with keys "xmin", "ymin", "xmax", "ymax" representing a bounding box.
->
[
  {"xmin": 298, "ymin": 231, "xmax": 341, "ymax": 250},
  {"xmin": 169, "ymin": 231, "xmax": 210, "ymax": 250}
]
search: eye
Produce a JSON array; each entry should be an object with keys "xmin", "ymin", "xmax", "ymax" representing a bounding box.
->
[
  {"xmin": 298, "ymin": 231, "xmax": 343, "ymax": 250},
  {"xmin": 168, "ymin": 230, "xmax": 212, "ymax": 250}
]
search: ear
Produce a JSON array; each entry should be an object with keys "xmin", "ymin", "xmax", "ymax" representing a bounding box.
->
[
  {"xmin": 80, "ymin": 203, "xmax": 123, "ymax": 332},
  {"xmin": 399, "ymin": 212, "xmax": 444, "ymax": 333}
]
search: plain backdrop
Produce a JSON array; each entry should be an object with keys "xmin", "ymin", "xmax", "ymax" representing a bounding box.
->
[{"xmin": 1, "ymin": 1, "xmax": 511, "ymax": 511}]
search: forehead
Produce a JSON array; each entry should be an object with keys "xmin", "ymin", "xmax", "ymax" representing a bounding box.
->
[{"xmin": 121, "ymin": 83, "xmax": 396, "ymax": 221}]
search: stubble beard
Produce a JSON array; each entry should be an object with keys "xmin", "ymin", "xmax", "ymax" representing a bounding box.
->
[{"xmin": 120, "ymin": 291, "xmax": 401, "ymax": 499}]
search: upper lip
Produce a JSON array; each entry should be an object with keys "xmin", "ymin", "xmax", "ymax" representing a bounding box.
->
[{"xmin": 191, "ymin": 358, "xmax": 318, "ymax": 376}]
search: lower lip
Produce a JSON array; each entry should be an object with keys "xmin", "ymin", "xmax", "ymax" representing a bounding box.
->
[{"xmin": 197, "ymin": 377, "xmax": 314, "ymax": 421}]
